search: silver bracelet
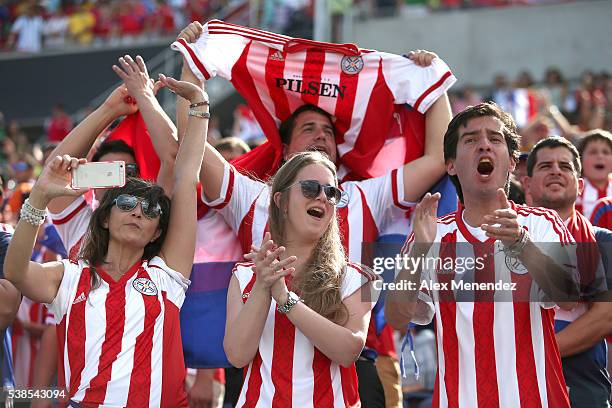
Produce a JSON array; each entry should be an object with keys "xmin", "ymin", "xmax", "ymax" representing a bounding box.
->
[
  {"xmin": 23, "ymin": 198, "xmax": 46, "ymax": 216},
  {"xmin": 188, "ymin": 109, "xmax": 210, "ymax": 119},
  {"xmin": 277, "ymin": 291, "xmax": 302, "ymax": 314},
  {"xmin": 503, "ymin": 227, "xmax": 529, "ymax": 258},
  {"xmin": 19, "ymin": 198, "xmax": 46, "ymax": 226}
]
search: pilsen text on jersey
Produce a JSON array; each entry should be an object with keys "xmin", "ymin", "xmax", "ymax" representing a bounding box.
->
[{"xmin": 275, "ymin": 78, "xmax": 347, "ymax": 99}]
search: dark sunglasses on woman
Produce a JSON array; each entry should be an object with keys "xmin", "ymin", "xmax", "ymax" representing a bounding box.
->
[
  {"xmin": 113, "ymin": 194, "xmax": 162, "ymax": 219},
  {"xmin": 284, "ymin": 180, "xmax": 343, "ymax": 206}
]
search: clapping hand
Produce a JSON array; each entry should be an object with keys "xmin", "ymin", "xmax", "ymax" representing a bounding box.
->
[
  {"xmin": 244, "ymin": 233, "xmax": 296, "ymax": 300},
  {"xmin": 412, "ymin": 192, "xmax": 440, "ymax": 245}
]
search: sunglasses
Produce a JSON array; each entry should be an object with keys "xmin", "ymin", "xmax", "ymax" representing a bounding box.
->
[
  {"xmin": 126, "ymin": 163, "xmax": 139, "ymax": 177},
  {"xmin": 285, "ymin": 180, "xmax": 343, "ymax": 206},
  {"xmin": 113, "ymin": 194, "xmax": 162, "ymax": 219}
]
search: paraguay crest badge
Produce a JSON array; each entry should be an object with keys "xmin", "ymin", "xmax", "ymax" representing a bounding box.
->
[
  {"xmin": 505, "ymin": 254, "xmax": 528, "ymax": 275},
  {"xmin": 133, "ymin": 277, "xmax": 158, "ymax": 296},
  {"xmin": 341, "ymin": 56, "xmax": 364, "ymax": 75}
]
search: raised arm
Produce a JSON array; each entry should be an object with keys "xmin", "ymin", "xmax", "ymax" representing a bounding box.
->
[
  {"xmin": 112, "ymin": 55, "xmax": 179, "ymax": 195},
  {"xmin": 46, "ymin": 85, "xmax": 138, "ymax": 214},
  {"xmin": 402, "ymin": 93, "xmax": 452, "ymax": 202},
  {"xmin": 4, "ymin": 157, "xmax": 86, "ymax": 303},
  {"xmin": 175, "ymin": 22, "xmax": 204, "ymax": 142},
  {"xmin": 391, "ymin": 50, "xmax": 453, "ymax": 202},
  {"xmin": 175, "ymin": 22, "xmax": 228, "ymax": 203},
  {"xmin": 156, "ymin": 75, "xmax": 207, "ymax": 278}
]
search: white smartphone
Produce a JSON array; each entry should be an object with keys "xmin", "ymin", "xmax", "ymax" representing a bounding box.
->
[{"xmin": 71, "ymin": 161, "xmax": 127, "ymax": 189}]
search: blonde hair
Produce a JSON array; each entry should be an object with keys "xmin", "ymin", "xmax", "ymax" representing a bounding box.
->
[{"xmin": 269, "ymin": 151, "xmax": 348, "ymax": 325}]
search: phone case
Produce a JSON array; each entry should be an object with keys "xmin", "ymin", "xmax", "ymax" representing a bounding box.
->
[{"xmin": 71, "ymin": 161, "xmax": 127, "ymax": 189}]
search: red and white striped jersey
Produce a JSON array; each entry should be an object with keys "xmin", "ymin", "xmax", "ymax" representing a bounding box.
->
[
  {"xmin": 564, "ymin": 210, "xmax": 606, "ymax": 297},
  {"xmin": 48, "ymin": 196, "xmax": 91, "ymax": 260},
  {"xmin": 45, "ymin": 257, "xmax": 191, "ymax": 407},
  {"xmin": 576, "ymin": 175, "xmax": 612, "ymax": 220},
  {"xmin": 171, "ymin": 20, "xmax": 456, "ymax": 180},
  {"xmin": 233, "ymin": 262, "xmax": 372, "ymax": 407},
  {"xmin": 403, "ymin": 204, "xmax": 574, "ymax": 408},
  {"xmin": 12, "ymin": 297, "xmax": 48, "ymax": 388},
  {"xmin": 554, "ymin": 211, "xmax": 602, "ymax": 324},
  {"xmin": 204, "ymin": 161, "xmax": 413, "ymax": 262},
  {"xmin": 43, "ymin": 307, "xmax": 55, "ymax": 325}
]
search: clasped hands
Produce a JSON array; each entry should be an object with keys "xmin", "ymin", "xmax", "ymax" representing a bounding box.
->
[{"xmin": 244, "ymin": 232, "xmax": 297, "ymax": 305}]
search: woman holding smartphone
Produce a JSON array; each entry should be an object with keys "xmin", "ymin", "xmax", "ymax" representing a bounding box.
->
[
  {"xmin": 224, "ymin": 151, "xmax": 375, "ymax": 407},
  {"xmin": 3, "ymin": 74, "xmax": 206, "ymax": 407}
]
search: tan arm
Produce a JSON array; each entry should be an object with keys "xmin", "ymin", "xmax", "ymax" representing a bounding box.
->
[{"xmin": 402, "ymin": 94, "xmax": 452, "ymax": 202}]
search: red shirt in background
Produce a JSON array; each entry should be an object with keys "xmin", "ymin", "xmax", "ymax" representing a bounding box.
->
[
  {"xmin": 46, "ymin": 114, "xmax": 73, "ymax": 142},
  {"xmin": 147, "ymin": 3, "xmax": 175, "ymax": 34},
  {"xmin": 91, "ymin": 6, "xmax": 112, "ymax": 39}
]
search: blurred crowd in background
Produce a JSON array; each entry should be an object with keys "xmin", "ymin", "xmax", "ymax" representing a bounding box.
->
[
  {"xmin": 451, "ymin": 69, "xmax": 612, "ymax": 151},
  {"xmin": 1, "ymin": 0, "xmax": 231, "ymax": 52},
  {"xmin": 0, "ymin": 0, "xmax": 587, "ymax": 53},
  {"xmin": 0, "ymin": 0, "xmax": 312, "ymax": 53}
]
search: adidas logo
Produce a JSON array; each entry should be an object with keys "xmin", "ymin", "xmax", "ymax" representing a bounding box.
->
[
  {"xmin": 269, "ymin": 50, "xmax": 284, "ymax": 61},
  {"xmin": 73, "ymin": 293, "xmax": 87, "ymax": 305}
]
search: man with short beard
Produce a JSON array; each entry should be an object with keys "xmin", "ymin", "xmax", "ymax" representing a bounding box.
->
[{"xmin": 524, "ymin": 136, "xmax": 612, "ymax": 407}]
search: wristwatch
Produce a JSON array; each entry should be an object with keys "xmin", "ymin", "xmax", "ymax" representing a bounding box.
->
[{"xmin": 277, "ymin": 291, "xmax": 301, "ymax": 314}]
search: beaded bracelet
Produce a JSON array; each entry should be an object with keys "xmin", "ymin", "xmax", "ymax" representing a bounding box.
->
[
  {"xmin": 20, "ymin": 198, "xmax": 46, "ymax": 226},
  {"xmin": 189, "ymin": 101, "xmax": 209, "ymax": 109}
]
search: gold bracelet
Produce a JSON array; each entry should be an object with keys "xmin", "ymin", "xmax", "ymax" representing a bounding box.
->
[{"xmin": 188, "ymin": 109, "xmax": 210, "ymax": 119}]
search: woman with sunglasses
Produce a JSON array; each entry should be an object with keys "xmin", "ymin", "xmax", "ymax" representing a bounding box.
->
[
  {"xmin": 224, "ymin": 151, "xmax": 375, "ymax": 407},
  {"xmin": 3, "ymin": 74, "xmax": 207, "ymax": 407}
]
